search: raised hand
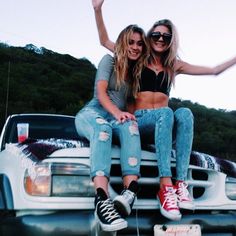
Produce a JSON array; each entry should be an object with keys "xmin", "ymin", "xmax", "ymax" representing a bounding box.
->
[{"xmin": 92, "ymin": 0, "xmax": 104, "ymax": 10}]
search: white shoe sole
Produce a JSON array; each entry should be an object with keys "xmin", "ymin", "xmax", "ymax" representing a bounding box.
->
[
  {"xmin": 160, "ymin": 206, "xmax": 182, "ymax": 221},
  {"xmin": 95, "ymin": 212, "xmax": 128, "ymax": 232}
]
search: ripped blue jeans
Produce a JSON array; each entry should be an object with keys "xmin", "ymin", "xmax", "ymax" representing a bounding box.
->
[
  {"xmin": 75, "ymin": 108, "xmax": 141, "ymax": 180},
  {"xmin": 134, "ymin": 107, "xmax": 194, "ymax": 181}
]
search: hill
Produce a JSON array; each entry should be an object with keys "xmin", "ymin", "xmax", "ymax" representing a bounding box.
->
[
  {"xmin": 0, "ymin": 43, "xmax": 96, "ymax": 122},
  {"xmin": 0, "ymin": 43, "xmax": 235, "ymax": 161}
]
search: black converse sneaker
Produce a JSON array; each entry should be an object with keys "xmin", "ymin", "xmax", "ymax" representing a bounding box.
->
[
  {"xmin": 113, "ymin": 180, "xmax": 139, "ymax": 216},
  {"xmin": 95, "ymin": 188, "xmax": 128, "ymax": 232}
]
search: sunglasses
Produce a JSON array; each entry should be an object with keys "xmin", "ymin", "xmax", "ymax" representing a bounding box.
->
[{"xmin": 150, "ymin": 31, "xmax": 172, "ymax": 44}]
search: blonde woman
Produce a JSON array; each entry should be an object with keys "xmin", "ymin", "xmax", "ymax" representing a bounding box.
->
[
  {"xmin": 92, "ymin": 0, "xmax": 236, "ymax": 221},
  {"xmin": 75, "ymin": 24, "xmax": 148, "ymax": 231}
]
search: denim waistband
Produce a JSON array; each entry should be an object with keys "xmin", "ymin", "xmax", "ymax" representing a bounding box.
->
[
  {"xmin": 134, "ymin": 107, "xmax": 171, "ymax": 116},
  {"xmin": 134, "ymin": 109, "xmax": 153, "ymax": 116},
  {"xmin": 135, "ymin": 108, "xmax": 166, "ymax": 115}
]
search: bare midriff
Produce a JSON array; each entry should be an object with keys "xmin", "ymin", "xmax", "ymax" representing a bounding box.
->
[{"xmin": 134, "ymin": 91, "xmax": 169, "ymax": 111}]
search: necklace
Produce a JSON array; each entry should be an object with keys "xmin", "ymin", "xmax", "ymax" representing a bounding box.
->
[{"xmin": 150, "ymin": 63, "xmax": 163, "ymax": 75}]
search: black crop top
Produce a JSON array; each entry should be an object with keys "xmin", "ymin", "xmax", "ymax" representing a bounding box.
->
[{"xmin": 139, "ymin": 67, "xmax": 171, "ymax": 96}]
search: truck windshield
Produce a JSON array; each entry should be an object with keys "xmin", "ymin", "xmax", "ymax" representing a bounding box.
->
[{"xmin": 4, "ymin": 115, "xmax": 80, "ymax": 145}]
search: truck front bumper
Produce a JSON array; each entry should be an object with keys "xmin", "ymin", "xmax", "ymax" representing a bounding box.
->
[{"xmin": 0, "ymin": 210, "xmax": 236, "ymax": 236}]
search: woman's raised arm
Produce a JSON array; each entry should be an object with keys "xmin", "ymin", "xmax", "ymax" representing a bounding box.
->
[
  {"xmin": 176, "ymin": 56, "xmax": 236, "ymax": 76},
  {"xmin": 92, "ymin": 0, "xmax": 115, "ymax": 52}
]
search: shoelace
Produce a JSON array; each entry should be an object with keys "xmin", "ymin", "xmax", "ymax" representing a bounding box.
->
[
  {"xmin": 177, "ymin": 182, "xmax": 191, "ymax": 201},
  {"xmin": 99, "ymin": 199, "xmax": 121, "ymax": 221},
  {"xmin": 122, "ymin": 189, "xmax": 135, "ymax": 204},
  {"xmin": 162, "ymin": 189, "xmax": 178, "ymax": 209}
]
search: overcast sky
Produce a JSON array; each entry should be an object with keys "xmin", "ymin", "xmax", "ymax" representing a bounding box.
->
[{"xmin": 1, "ymin": 0, "xmax": 236, "ymax": 111}]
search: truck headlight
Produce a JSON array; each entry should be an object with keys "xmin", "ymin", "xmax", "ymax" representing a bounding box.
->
[
  {"xmin": 225, "ymin": 177, "xmax": 236, "ymax": 200},
  {"xmin": 24, "ymin": 163, "xmax": 95, "ymax": 197},
  {"xmin": 24, "ymin": 163, "xmax": 51, "ymax": 196}
]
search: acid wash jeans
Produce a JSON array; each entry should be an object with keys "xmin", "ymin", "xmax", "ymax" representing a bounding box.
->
[
  {"xmin": 75, "ymin": 108, "xmax": 141, "ymax": 180},
  {"xmin": 134, "ymin": 107, "xmax": 194, "ymax": 181}
]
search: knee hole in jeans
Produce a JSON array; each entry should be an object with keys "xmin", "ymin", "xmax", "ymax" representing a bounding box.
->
[
  {"xmin": 128, "ymin": 121, "xmax": 139, "ymax": 136},
  {"xmin": 95, "ymin": 117, "xmax": 112, "ymax": 142},
  {"xmin": 96, "ymin": 117, "xmax": 108, "ymax": 125},
  {"xmin": 98, "ymin": 131, "xmax": 110, "ymax": 141}
]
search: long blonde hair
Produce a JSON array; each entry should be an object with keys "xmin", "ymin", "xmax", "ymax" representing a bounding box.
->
[
  {"xmin": 147, "ymin": 19, "xmax": 179, "ymax": 86},
  {"xmin": 114, "ymin": 25, "xmax": 149, "ymax": 97}
]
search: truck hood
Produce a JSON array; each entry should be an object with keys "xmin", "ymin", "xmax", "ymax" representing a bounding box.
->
[{"xmin": 6, "ymin": 138, "xmax": 236, "ymax": 178}]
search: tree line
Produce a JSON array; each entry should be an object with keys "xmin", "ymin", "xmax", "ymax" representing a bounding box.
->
[{"xmin": 0, "ymin": 43, "xmax": 235, "ymax": 161}]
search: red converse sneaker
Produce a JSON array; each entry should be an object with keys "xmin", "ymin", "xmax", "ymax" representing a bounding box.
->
[
  {"xmin": 157, "ymin": 185, "xmax": 181, "ymax": 221},
  {"xmin": 176, "ymin": 181, "xmax": 195, "ymax": 210}
]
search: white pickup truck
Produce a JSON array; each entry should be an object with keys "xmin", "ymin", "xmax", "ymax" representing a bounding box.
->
[{"xmin": 0, "ymin": 113, "xmax": 235, "ymax": 236}]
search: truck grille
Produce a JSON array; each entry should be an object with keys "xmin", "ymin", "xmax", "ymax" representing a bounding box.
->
[{"xmin": 109, "ymin": 157, "xmax": 236, "ymax": 210}]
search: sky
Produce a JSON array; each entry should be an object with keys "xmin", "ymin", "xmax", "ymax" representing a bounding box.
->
[{"xmin": 1, "ymin": 0, "xmax": 236, "ymax": 111}]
